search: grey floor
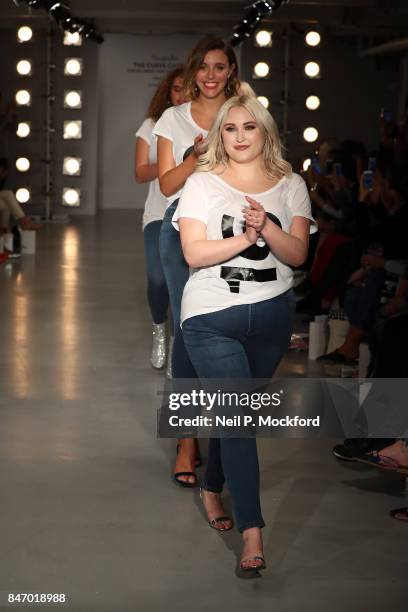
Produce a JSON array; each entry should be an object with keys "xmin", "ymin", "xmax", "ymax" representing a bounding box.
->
[{"xmin": 0, "ymin": 211, "xmax": 406, "ymax": 612}]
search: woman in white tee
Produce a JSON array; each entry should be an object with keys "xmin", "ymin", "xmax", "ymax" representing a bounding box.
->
[
  {"xmin": 154, "ymin": 36, "xmax": 239, "ymax": 487},
  {"xmin": 135, "ymin": 67, "xmax": 185, "ymax": 369},
  {"xmin": 178, "ymin": 95, "xmax": 316, "ymax": 573}
]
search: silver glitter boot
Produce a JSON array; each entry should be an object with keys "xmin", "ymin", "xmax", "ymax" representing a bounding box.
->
[
  {"xmin": 150, "ymin": 323, "xmax": 167, "ymax": 369},
  {"xmin": 166, "ymin": 336, "xmax": 174, "ymax": 379}
]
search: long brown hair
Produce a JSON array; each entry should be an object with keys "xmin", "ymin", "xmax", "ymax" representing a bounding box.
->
[
  {"xmin": 183, "ymin": 36, "xmax": 239, "ymax": 101},
  {"xmin": 146, "ymin": 65, "xmax": 185, "ymax": 122}
]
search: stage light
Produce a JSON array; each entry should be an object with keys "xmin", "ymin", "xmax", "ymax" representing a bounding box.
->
[
  {"xmin": 64, "ymin": 31, "xmax": 82, "ymax": 46},
  {"xmin": 15, "ymin": 89, "xmax": 31, "ymax": 106},
  {"xmin": 305, "ymin": 31, "xmax": 321, "ymax": 47},
  {"xmin": 305, "ymin": 62, "xmax": 320, "ymax": 78},
  {"xmin": 303, "ymin": 127, "xmax": 319, "ymax": 143},
  {"xmin": 63, "ymin": 157, "xmax": 82, "ymax": 176},
  {"xmin": 16, "ymin": 59, "xmax": 32, "ymax": 76},
  {"xmin": 16, "ymin": 157, "xmax": 30, "ymax": 172},
  {"xmin": 17, "ymin": 26, "xmax": 33, "ymax": 43},
  {"xmin": 64, "ymin": 90, "xmax": 82, "ymax": 109},
  {"xmin": 257, "ymin": 96, "xmax": 269, "ymax": 109},
  {"xmin": 62, "ymin": 188, "xmax": 80, "ymax": 207},
  {"xmin": 63, "ymin": 120, "xmax": 82, "ymax": 139},
  {"xmin": 16, "ymin": 188, "xmax": 30, "ymax": 204},
  {"xmin": 64, "ymin": 58, "xmax": 83, "ymax": 76},
  {"xmin": 303, "ymin": 158, "xmax": 312, "ymax": 171},
  {"xmin": 306, "ymin": 95, "xmax": 320, "ymax": 110},
  {"xmin": 16, "ymin": 122, "xmax": 31, "ymax": 138},
  {"xmin": 253, "ymin": 62, "xmax": 270, "ymax": 78},
  {"xmin": 255, "ymin": 30, "xmax": 272, "ymax": 47}
]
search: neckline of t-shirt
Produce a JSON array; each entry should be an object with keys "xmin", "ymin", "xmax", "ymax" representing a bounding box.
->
[
  {"xmin": 186, "ymin": 102, "xmax": 209, "ymax": 134},
  {"xmin": 209, "ymin": 172, "xmax": 286, "ymax": 196}
]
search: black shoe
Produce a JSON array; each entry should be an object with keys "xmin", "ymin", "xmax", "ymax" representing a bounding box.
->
[
  {"xmin": 344, "ymin": 438, "xmax": 396, "ymax": 455},
  {"xmin": 332, "ymin": 444, "xmax": 356, "ymax": 462}
]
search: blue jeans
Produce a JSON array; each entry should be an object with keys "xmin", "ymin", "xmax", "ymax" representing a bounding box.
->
[
  {"xmin": 143, "ymin": 220, "xmax": 169, "ymax": 324},
  {"xmin": 158, "ymin": 201, "xmax": 196, "ymax": 378},
  {"xmin": 344, "ymin": 269, "xmax": 386, "ymax": 331},
  {"xmin": 182, "ymin": 290, "xmax": 296, "ymax": 532}
]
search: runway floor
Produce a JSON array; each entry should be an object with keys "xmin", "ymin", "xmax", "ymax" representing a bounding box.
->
[{"xmin": 0, "ymin": 210, "xmax": 406, "ymax": 612}]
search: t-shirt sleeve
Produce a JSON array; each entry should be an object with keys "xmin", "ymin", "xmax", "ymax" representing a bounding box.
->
[
  {"xmin": 153, "ymin": 107, "xmax": 174, "ymax": 142},
  {"xmin": 176, "ymin": 173, "xmax": 210, "ymax": 226},
  {"xmin": 135, "ymin": 118, "xmax": 154, "ymax": 144},
  {"xmin": 287, "ymin": 173, "xmax": 317, "ymax": 234}
]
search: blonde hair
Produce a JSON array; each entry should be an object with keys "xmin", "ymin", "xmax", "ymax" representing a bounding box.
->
[
  {"xmin": 237, "ymin": 81, "xmax": 257, "ymax": 98},
  {"xmin": 198, "ymin": 95, "xmax": 292, "ymax": 179}
]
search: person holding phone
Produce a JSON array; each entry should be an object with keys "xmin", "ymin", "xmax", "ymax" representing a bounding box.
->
[
  {"xmin": 177, "ymin": 95, "xmax": 315, "ymax": 571},
  {"xmin": 154, "ymin": 36, "xmax": 239, "ymax": 487},
  {"xmin": 135, "ymin": 66, "xmax": 185, "ymax": 370}
]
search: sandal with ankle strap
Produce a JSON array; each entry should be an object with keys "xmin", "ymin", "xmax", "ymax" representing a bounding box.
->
[{"xmin": 200, "ymin": 488, "xmax": 233, "ymax": 531}]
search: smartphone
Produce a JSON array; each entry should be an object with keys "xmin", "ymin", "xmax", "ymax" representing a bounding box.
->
[
  {"xmin": 325, "ymin": 159, "xmax": 334, "ymax": 175},
  {"xmin": 334, "ymin": 162, "xmax": 342, "ymax": 176},
  {"xmin": 363, "ymin": 170, "xmax": 374, "ymax": 190},
  {"xmin": 368, "ymin": 157, "xmax": 377, "ymax": 171},
  {"xmin": 311, "ymin": 155, "xmax": 321, "ymax": 174}
]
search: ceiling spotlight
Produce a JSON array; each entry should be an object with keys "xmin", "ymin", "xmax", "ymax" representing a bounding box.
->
[
  {"xmin": 63, "ymin": 120, "xmax": 82, "ymax": 140},
  {"xmin": 303, "ymin": 127, "xmax": 319, "ymax": 143},
  {"xmin": 64, "ymin": 90, "xmax": 82, "ymax": 109},
  {"xmin": 303, "ymin": 158, "xmax": 312, "ymax": 172},
  {"xmin": 16, "ymin": 157, "xmax": 30, "ymax": 172},
  {"xmin": 306, "ymin": 95, "xmax": 320, "ymax": 110},
  {"xmin": 257, "ymin": 96, "xmax": 269, "ymax": 109},
  {"xmin": 63, "ymin": 157, "xmax": 82, "ymax": 176},
  {"xmin": 64, "ymin": 58, "xmax": 83, "ymax": 76},
  {"xmin": 253, "ymin": 62, "xmax": 270, "ymax": 79},
  {"xmin": 17, "ymin": 26, "xmax": 33, "ymax": 43},
  {"xmin": 63, "ymin": 31, "xmax": 82, "ymax": 46},
  {"xmin": 16, "ymin": 188, "xmax": 31, "ymax": 204},
  {"xmin": 16, "ymin": 122, "xmax": 31, "ymax": 138},
  {"xmin": 62, "ymin": 188, "xmax": 80, "ymax": 207},
  {"xmin": 16, "ymin": 59, "xmax": 32, "ymax": 76},
  {"xmin": 305, "ymin": 62, "xmax": 320, "ymax": 78},
  {"xmin": 255, "ymin": 30, "xmax": 272, "ymax": 47},
  {"xmin": 15, "ymin": 89, "xmax": 31, "ymax": 106},
  {"xmin": 305, "ymin": 31, "xmax": 321, "ymax": 47}
]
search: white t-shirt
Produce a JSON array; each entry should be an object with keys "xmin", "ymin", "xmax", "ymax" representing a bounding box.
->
[
  {"xmin": 135, "ymin": 118, "xmax": 168, "ymax": 229},
  {"xmin": 153, "ymin": 102, "xmax": 208, "ymax": 207},
  {"xmin": 177, "ymin": 171, "xmax": 317, "ymax": 324}
]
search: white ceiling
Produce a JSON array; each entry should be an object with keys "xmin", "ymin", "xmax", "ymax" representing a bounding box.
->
[{"xmin": 0, "ymin": 0, "xmax": 407, "ymax": 36}]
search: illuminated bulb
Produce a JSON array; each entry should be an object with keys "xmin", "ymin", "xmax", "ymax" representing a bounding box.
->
[
  {"xmin": 16, "ymin": 188, "xmax": 30, "ymax": 204},
  {"xmin": 64, "ymin": 90, "xmax": 82, "ymax": 109},
  {"xmin": 17, "ymin": 26, "xmax": 33, "ymax": 43},
  {"xmin": 17, "ymin": 122, "xmax": 31, "ymax": 138},
  {"xmin": 253, "ymin": 62, "xmax": 270, "ymax": 78},
  {"xmin": 306, "ymin": 95, "xmax": 320, "ymax": 110},
  {"xmin": 15, "ymin": 89, "xmax": 31, "ymax": 106},
  {"xmin": 305, "ymin": 62, "xmax": 320, "ymax": 78},
  {"xmin": 257, "ymin": 96, "xmax": 269, "ymax": 109},
  {"xmin": 63, "ymin": 121, "xmax": 82, "ymax": 139},
  {"xmin": 63, "ymin": 188, "xmax": 80, "ymax": 207},
  {"xmin": 303, "ymin": 127, "xmax": 319, "ymax": 143},
  {"xmin": 17, "ymin": 59, "xmax": 32, "ymax": 76},
  {"xmin": 16, "ymin": 157, "xmax": 30, "ymax": 172},
  {"xmin": 303, "ymin": 158, "xmax": 312, "ymax": 171},
  {"xmin": 255, "ymin": 30, "xmax": 272, "ymax": 47},
  {"xmin": 64, "ymin": 58, "xmax": 82, "ymax": 76},
  {"xmin": 63, "ymin": 157, "xmax": 81, "ymax": 176},
  {"xmin": 305, "ymin": 31, "xmax": 321, "ymax": 47},
  {"xmin": 64, "ymin": 31, "xmax": 82, "ymax": 46}
]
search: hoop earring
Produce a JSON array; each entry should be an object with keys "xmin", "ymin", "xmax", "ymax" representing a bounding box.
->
[{"xmin": 225, "ymin": 77, "xmax": 234, "ymax": 97}]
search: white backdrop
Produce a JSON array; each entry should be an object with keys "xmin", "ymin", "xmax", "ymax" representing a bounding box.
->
[{"xmin": 97, "ymin": 34, "xmax": 199, "ymax": 210}]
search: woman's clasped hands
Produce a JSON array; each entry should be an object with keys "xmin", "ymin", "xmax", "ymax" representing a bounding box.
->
[{"xmin": 242, "ymin": 196, "xmax": 267, "ymax": 243}]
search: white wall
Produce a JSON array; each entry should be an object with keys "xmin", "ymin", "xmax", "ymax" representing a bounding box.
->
[{"xmin": 97, "ymin": 34, "xmax": 198, "ymax": 210}]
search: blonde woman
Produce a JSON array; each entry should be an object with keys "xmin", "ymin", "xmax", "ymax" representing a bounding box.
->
[{"xmin": 177, "ymin": 95, "xmax": 316, "ymax": 572}]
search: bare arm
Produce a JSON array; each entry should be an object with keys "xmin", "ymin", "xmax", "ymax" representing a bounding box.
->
[
  {"xmin": 157, "ymin": 135, "xmax": 204, "ymax": 198},
  {"xmin": 243, "ymin": 197, "xmax": 310, "ymax": 267},
  {"xmin": 134, "ymin": 137, "xmax": 158, "ymax": 183},
  {"xmin": 178, "ymin": 217, "xmax": 257, "ymax": 268}
]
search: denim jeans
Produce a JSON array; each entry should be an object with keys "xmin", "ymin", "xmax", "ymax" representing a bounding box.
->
[
  {"xmin": 182, "ymin": 290, "xmax": 296, "ymax": 532},
  {"xmin": 344, "ymin": 268, "xmax": 386, "ymax": 331},
  {"xmin": 143, "ymin": 220, "xmax": 169, "ymax": 324},
  {"xmin": 158, "ymin": 201, "xmax": 196, "ymax": 378}
]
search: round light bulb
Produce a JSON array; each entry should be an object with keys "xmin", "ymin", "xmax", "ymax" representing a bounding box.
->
[
  {"xmin": 254, "ymin": 62, "xmax": 270, "ymax": 78},
  {"xmin": 255, "ymin": 30, "xmax": 272, "ymax": 47},
  {"xmin": 16, "ymin": 188, "xmax": 30, "ymax": 204},
  {"xmin": 17, "ymin": 26, "xmax": 33, "ymax": 43},
  {"xmin": 63, "ymin": 189, "xmax": 80, "ymax": 206},
  {"xmin": 17, "ymin": 59, "xmax": 32, "ymax": 75},
  {"xmin": 306, "ymin": 95, "xmax": 320, "ymax": 110},
  {"xmin": 64, "ymin": 91, "xmax": 81, "ymax": 108},
  {"xmin": 64, "ymin": 31, "xmax": 81, "ymax": 45},
  {"xmin": 65, "ymin": 59, "xmax": 82, "ymax": 75},
  {"xmin": 17, "ymin": 122, "xmax": 31, "ymax": 138},
  {"xmin": 65, "ymin": 122, "xmax": 80, "ymax": 138},
  {"xmin": 305, "ymin": 31, "xmax": 321, "ymax": 47},
  {"xmin": 16, "ymin": 157, "xmax": 30, "ymax": 172},
  {"xmin": 303, "ymin": 158, "xmax": 312, "ymax": 171},
  {"xmin": 64, "ymin": 158, "xmax": 80, "ymax": 175},
  {"xmin": 15, "ymin": 89, "xmax": 31, "ymax": 106},
  {"xmin": 305, "ymin": 62, "xmax": 320, "ymax": 78},
  {"xmin": 257, "ymin": 96, "xmax": 269, "ymax": 109},
  {"xmin": 303, "ymin": 127, "xmax": 319, "ymax": 143}
]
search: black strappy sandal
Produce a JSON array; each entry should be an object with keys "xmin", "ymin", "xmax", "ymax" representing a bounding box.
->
[{"xmin": 172, "ymin": 471, "xmax": 198, "ymax": 488}]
